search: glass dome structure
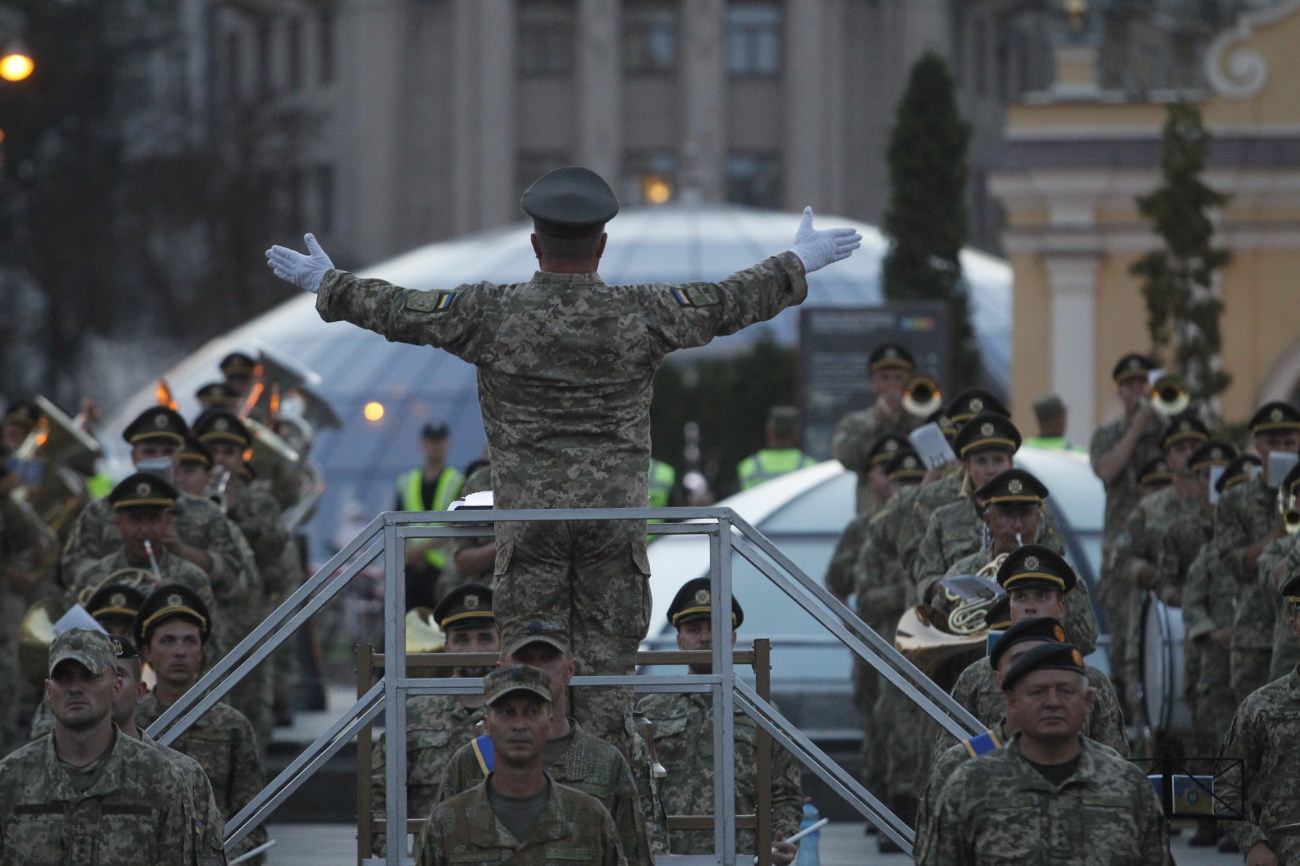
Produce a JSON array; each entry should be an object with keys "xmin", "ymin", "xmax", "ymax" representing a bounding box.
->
[{"xmin": 102, "ymin": 204, "xmax": 1010, "ymax": 565}]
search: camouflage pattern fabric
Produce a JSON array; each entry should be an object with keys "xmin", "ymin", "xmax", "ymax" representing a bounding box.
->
[
  {"xmin": 915, "ymin": 501, "xmax": 1067, "ymax": 601},
  {"xmin": 1089, "ymin": 418, "xmax": 1164, "ymax": 552},
  {"xmin": 824, "ymin": 509, "xmax": 870, "ymax": 604},
  {"xmin": 636, "ymin": 692, "xmax": 801, "ymax": 856},
  {"xmin": 895, "ymin": 470, "xmax": 965, "ymax": 577},
  {"xmin": 1263, "ymin": 534, "xmax": 1300, "ymax": 681},
  {"xmin": 140, "ymin": 730, "xmax": 228, "ymax": 866},
  {"xmin": 445, "ymin": 463, "xmax": 494, "ymax": 594},
  {"xmin": 414, "ymin": 775, "xmax": 626, "ymax": 866},
  {"xmin": 1218, "ymin": 666, "xmax": 1300, "ymax": 863},
  {"xmin": 437, "ymin": 722, "xmax": 655, "ymax": 866},
  {"xmin": 0, "ymin": 496, "xmax": 56, "ymax": 752},
  {"xmin": 831, "ymin": 409, "xmax": 922, "ymax": 515},
  {"xmin": 0, "ymin": 728, "xmax": 198, "ymax": 865},
  {"xmin": 1178, "ymin": 544, "xmax": 1236, "ymax": 759},
  {"xmin": 923, "ymin": 734, "xmax": 1171, "ymax": 865},
  {"xmin": 1213, "ymin": 477, "xmax": 1278, "ymax": 700}
]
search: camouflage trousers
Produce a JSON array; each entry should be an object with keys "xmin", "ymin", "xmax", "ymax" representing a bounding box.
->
[
  {"xmin": 494, "ymin": 519, "xmax": 652, "ymax": 759},
  {"xmin": 1187, "ymin": 638, "xmax": 1234, "ymax": 760},
  {"xmin": 1230, "ymin": 646, "xmax": 1273, "ymax": 705},
  {"xmin": 871, "ymin": 680, "xmax": 936, "ymax": 817}
]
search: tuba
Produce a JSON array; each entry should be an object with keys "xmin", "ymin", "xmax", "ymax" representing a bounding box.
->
[
  {"xmin": 895, "ymin": 574, "xmax": 1004, "ymax": 689},
  {"xmin": 902, "ymin": 374, "xmax": 943, "ymax": 418},
  {"xmin": 11, "ymin": 396, "xmax": 100, "ymax": 539},
  {"xmin": 18, "ymin": 598, "xmax": 63, "ymax": 687},
  {"xmin": 1148, "ymin": 376, "xmax": 1190, "ymax": 416}
]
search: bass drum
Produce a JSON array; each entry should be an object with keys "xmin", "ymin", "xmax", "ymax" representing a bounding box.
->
[{"xmin": 1137, "ymin": 592, "xmax": 1192, "ymax": 735}]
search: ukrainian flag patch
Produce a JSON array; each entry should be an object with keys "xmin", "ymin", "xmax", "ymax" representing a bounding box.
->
[
  {"xmin": 673, "ymin": 285, "xmax": 720, "ymax": 307},
  {"xmin": 406, "ymin": 290, "xmax": 457, "ymax": 312}
]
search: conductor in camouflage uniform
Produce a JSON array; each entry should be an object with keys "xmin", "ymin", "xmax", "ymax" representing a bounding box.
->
[
  {"xmin": 268, "ymin": 166, "xmax": 862, "ymax": 753},
  {"xmin": 831, "ymin": 344, "xmax": 921, "ymax": 515}
]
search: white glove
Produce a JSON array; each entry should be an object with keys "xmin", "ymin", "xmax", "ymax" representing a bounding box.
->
[
  {"xmin": 789, "ymin": 207, "xmax": 862, "ymax": 273},
  {"xmin": 266, "ymin": 233, "xmax": 335, "ymax": 293}
]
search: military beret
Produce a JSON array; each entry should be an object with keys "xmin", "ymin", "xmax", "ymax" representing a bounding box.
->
[
  {"xmin": 122, "ymin": 406, "xmax": 189, "ymax": 446},
  {"xmin": 502, "ymin": 619, "xmax": 570, "ymax": 658},
  {"xmin": 219, "ymin": 351, "xmax": 257, "ymax": 376},
  {"xmin": 108, "ymin": 635, "xmax": 139, "ymax": 661},
  {"xmin": 1000, "ymin": 641, "xmax": 1086, "ymax": 692},
  {"xmin": 136, "ymin": 582, "xmax": 211, "ymax": 646},
  {"xmin": 1112, "ymin": 352, "xmax": 1157, "ymax": 383},
  {"xmin": 885, "ymin": 448, "xmax": 926, "ymax": 483},
  {"xmin": 521, "ymin": 166, "xmax": 619, "ymax": 239},
  {"xmin": 1160, "ymin": 412, "xmax": 1209, "ymax": 451},
  {"xmin": 976, "ymin": 468, "xmax": 1049, "ymax": 510},
  {"xmin": 433, "ymin": 582, "xmax": 495, "ymax": 631},
  {"xmin": 1188, "ymin": 439, "xmax": 1237, "ymax": 474},
  {"xmin": 195, "ymin": 382, "xmax": 241, "ymax": 408},
  {"xmin": 421, "ymin": 420, "xmax": 450, "ymax": 439},
  {"xmin": 192, "ymin": 409, "xmax": 252, "ymax": 447},
  {"xmin": 867, "ymin": 433, "xmax": 911, "ymax": 468},
  {"xmin": 1138, "ymin": 456, "xmax": 1173, "ymax": 488},
  {"xmin": 988, "ymin": 616, "xmax": 1067, "ymax": 672},
  {"xmin": 2, "ymin": 399, "xmax": 41, "ymax": 430},
  {"xmin": 867, "ymin": 343, "xmax": 915, "ymax": 373},
  {"xmin": 49, "ymin": 628, "xmax": 117, "ymax": 677},
  {"xmin": 953, "ymin": 413, "xmax": 1021, "ymax": 459},
  {"xmin": 108, "ymin": 472, "xmax": 178, "ymax": 511},
  {"xmin": 1283, "ymin": 573, "xmax": 1300, "ymax": 609},
  {"xmin": 1216, "ymin": 454, "xmax": 1261, "ymax": 493},
  {"xmin": 945, "ymin": 389, "xmax": 1010, "ymax": 427},
  {"xmin": 484, "ymin": 664, "xmax": 553, "ymax": 706},
  {"xmin": 179, "ymin": 436, "xmax": 214, "ymax": 469},
  {"xmin": 667, "ymin": 576, "xmax": 744, "ymax": 629},
  {"xmin": 996, "ymin": 544, "xmax": 1077, "ymax": 595},
  {"xmin": 1248, "ymin": 401, "xmax": 1300, "ymax": 435},
  {"xmin": 85, "ymin": 582, "xmax": 147, "ymax": 624},
  {"xmin": 1031, "ymin": 393, "xmax": 1066, "ymax": 421}
]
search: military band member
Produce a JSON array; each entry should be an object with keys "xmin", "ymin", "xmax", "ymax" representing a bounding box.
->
[
  {"xmin": 0, "ymin": 629, "xmax": 198, "ymax": 866},
  {"xmin": 218, "ymin": 352, "xmax": 257, "ymax": 398},
  {"xmin": 174, "ymin": 436, "xmax": 216, "ymax": 499},
  {"xmin": 1258, "ymin": 463, "xmax": 1300, "ymax": 683},
  {"xmin": 825, "ymin": 434, "xmax": 913, "ymax": 606},
  {"xmin": 736, "ymin": 406, "xmax": 817, "ymax": 492},
  {"xmin": 414, "ymin": 665, "xmax": 626, "ymax": 866},
  {"xmin": 194, "ymin": 383, "xmax": 241, "ymax": 412},
  {"xmin": 1091, "ymin": 352, "xmax": 1165, "ymax": 551},
  {"xmin": 924, "ymin": 642, "xmax": 1171, "ymax": 865},
  {"xmin": 832, "ymin": 343, "xmax": 920, "ymax": 515},
  {"xmin": 1137, "ymin": 454, "xmax": 1174, "ymax": 494}
]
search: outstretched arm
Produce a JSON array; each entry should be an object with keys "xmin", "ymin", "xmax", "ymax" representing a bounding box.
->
[
  {"xmin": 266, "ymin": 233, "xmax": 335, "ymax": 293},
  {"xmin": 789, "ymin": 207, "xmax": 862, "ymax": 273}
]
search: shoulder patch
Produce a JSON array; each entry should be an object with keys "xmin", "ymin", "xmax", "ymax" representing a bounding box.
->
[
  {"xmin": 406, "ymin": 290, "xmax": 457, "ymax": 313},
  {"xmin": 673, "ymin": 285, "xmax": 720, "ymax": 307}
]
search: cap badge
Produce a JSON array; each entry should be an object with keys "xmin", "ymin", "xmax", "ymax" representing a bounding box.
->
[
  {"xmin": 970, "ymin": 398, "xmax": 984, "ymax": 412},
  {"xmin": 694, "ymin": 588, "xmax": 710, "ymax": 605},
  {"xmin": 885, "ymin": 440, "xmax": 898, "ymax": 452},
  {"xmin": 1024, "ymin": 555, "xmax": 1040, "ymax": 571},
  {"xmin": 1212, "ymin": 447, "xmax": 1222, "ymax": 460},
  {"xmin": 153, "ymin": 414, "xmax": 168, "ymax": 428},
  {"xmin": 1271, "ymin": 408, "xmax": 1284, "ymax": 422},
  {"xmin": 111, "ymin": 592, "xmax": 126, "ymax": 606},
  {"xmin": 884, "ymin": 347, "xmax": 897, "ymax": 358},
  {"xmin": 1008, "ymin": 479, "xmax": 1023, "ymax": 494},
  {"xmin": 464, "ymin": 594, "xmax": 479, "ymax": 610},
  {"xmin": 980, "ymin": 422, "xmax": 994, "ymax": 436},
  {"xmin": 1071, "ymin": 648, "xmax": 1084, "ymax": 666},
  {"xmin": 215, "ymin": 418, "xmax": 228, "ymax": 431},
  {"xmin": 904, "ymin": 456, "xmax": 917, "ymax": 469},
  {"xmin": 136, "ymin": 482, "xmax": 151, "ymax": 497},
  {"xmin": 167, "ymin": 594, "xmax": 183, "ymax": 607},
  {"xmin": 1128, "ymin": 358, "xmax": 1140, "ymax": 369}
]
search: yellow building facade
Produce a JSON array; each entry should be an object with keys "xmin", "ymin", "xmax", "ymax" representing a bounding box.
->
[{"xmin": 990, "ymin": 0, "xmax": 1300, "ymax": 440}]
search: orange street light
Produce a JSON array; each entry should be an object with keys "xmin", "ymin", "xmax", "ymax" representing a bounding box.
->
[{"xmin": 0, "ymin": 45, "xmax": 33, "ymax": 82}]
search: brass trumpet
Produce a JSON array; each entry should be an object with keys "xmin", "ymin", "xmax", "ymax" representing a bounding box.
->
[
  {"xmin": 1148, "ymin": 375, "xmax": 1190, "ymax": 416},
  {"xmin": 1278, "ymin": 487, "xmax": 1300, "ymax": 535},
  {"xmin": 902, "ymin": 374, "xmax": 943, "ymax": 418}
]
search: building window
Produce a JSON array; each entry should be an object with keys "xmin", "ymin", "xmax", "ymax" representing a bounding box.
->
[
  {"xmin": 624, "ymin": 1, "xmax": 678, "ymax": 75},
  {"xmin": 224, "ymin": 31, "xmax": 241, "ymax": 103},
  {"xmin": 518, "ymin": 1, "xmax": 574, "ymax": 77},
  {"xmin": 317, "ymin": 164, "xmax": 335, "ymax": 234},
  {"xmin": 622, "ymin": 151, "xmax": 678, "ymax": 206},
  {"xmin": 727, "ymin": 1, "xmax": 782, "ymax": 77},
  {"xmin": 318, "ymin": 8, "xmax": 336, "ymax": 85},
  {"xmin": 726, "ymin": 152, "xmax": 781, "ymax": 209},
  {"xmin": 286, "ymin": 16, "xmax": 304, "ymax": 91},
  {"xmin": 256, "ymin": 17, "xmax": 273, "ymax": 98}
]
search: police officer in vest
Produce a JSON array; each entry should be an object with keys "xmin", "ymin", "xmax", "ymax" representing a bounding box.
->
[
  {"xmin": 736, "ymin": 406, "xmax": 817, "ymax": 492},
  {"xmin": 395, "ymin": 420, "xmax": 466, "ymax": 610}
]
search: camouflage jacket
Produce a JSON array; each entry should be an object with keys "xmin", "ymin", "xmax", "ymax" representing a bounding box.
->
[
  {"xmin": 1214, "ymin": 477, "xmax": 1279, "ymax": 649},
  {"xmin": 415, "ymin": 774, "xmax": 626, "ymax": 866},
  {"xmin": 437, "ymin": 722, "xmax": 653, "ymax": 866},
  {"xmin": 944, "ymin": 657, "xmax": 1128, "ymax": 756},
  {"xmin": 1111, "ymin": 485, "xmax": 1203, "ymax": 603},
  {"xmin": 1219, "ymin": 666, "xmax": 1300, "ymax": 861},
  {"xmin": 227, "ymin": 479, "xmax": 290, "ymax": 598},
  {"xmin": 139, "ymin": 731, "xmax": 227, "ymax": 866},
  {"xmin": 896, "ymin": 469, "xmax": 965, "ymax": 576},
  {"xmin": 449, "ymin": 463, "xmax": 494, "ymax": 589},
  {"xmin": 832, "ymin": 408, "xmax": 922, "ymax": 514},
  {"xmin": 317, "ymin": 254, "xmax": 806, "ymax": 513},
  {"xmin": 636, "ymin": 692, "xmax": 801, "ymax": 855},
  {"xmin": 0, "ymin": 728, "xmax": 197, "ymax": 866},
  {"xmin": 1180, "ymin": 543, "xmax": 1234, "ymax": 640},
  {"xmin": 852, "ymin": 500, "xmax": 916, "ymax": 634},
  {"xmin": 371, "ymin": 695, "xmax": 484, "ymax": 831},
  {"xmin": 824, "ymin": 509, "xmax": 871, "ymax": 602},
  {"xmin": 924, "ymin": 733, "xmax": 1171, "ymax": 865},
  {"xmin": 1089, "ymin": 417, "xmax": 1164, "ymax": 545}
]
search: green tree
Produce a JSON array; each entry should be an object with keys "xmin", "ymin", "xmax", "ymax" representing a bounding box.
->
[
  {"xmin": 882, "ymin": 51, "xmax": 980, "ymax": 388},
  {"xmin": 1130, "ymin": 100, "xmax": 1232, "ymax": 404}
]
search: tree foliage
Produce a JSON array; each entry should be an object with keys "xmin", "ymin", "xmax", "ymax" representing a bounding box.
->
[
  {"xmin": 1130, "ymin": 100, "xmax": 1232, "ymax": 404},
  {"xmin": 882, "ymin": 51, "xmax": 981, "ymax": 389}
]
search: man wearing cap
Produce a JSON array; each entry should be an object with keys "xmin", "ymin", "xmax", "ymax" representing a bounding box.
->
[
  {"xmin": 1091, "ymin": 353, "xmax": 1166, "ymax": 541},
  {"xmin": 174, "ymin": 436, "xmax": 216, "ymax": 498},
  {"xmin": 395, "ymin": 421, "xmax": 465, "ymax": 611},
  {"xmin": 268, "ymin": 167, "xmax": 862, "ymax": 753},
  {"xmin": 218, "ymin": 352, "xmax": 257, "ymax": 398},
  {"xmin": 637, "ymin": 578, "xmax": 802, "ymax": 863},
  {"xmin": 1215, "ymin": 401, "xmax": 1300, "ymax": 702},
  {"xmin": 736, "ymin": 406, "xmax": 817, "ymax": 492},
  {"xmin": 924, "ymin": 641, "xmax": 1171, "ymax": 865},
  {"xmin": 437, "ymin": 621, "xmax": 661, "ymax": 866},
  {"xmin": 1218, "ymin": 573, "xmax": 1300, "ymax": 866},
  {"xmin": 832, "ymin": 343, "xmax": 921, "ymax": 515},
  {"xmin": 1257, "ymin": 462, "xmax": 1300, "ymax": 685},
  {"xmin": 1024, "ymin": 393, "xmax": 1081, "ymax": 451},
  {"xmin": 825, "ymin": 436, "xmax": 914, "ymax": 608},
  {"xmin": 134, "ymin": 583, "xmax": 268, "ymax": 865},
  {"xmin": 195, "ymin": 383, "xmax": 241, "ymax": 412},
  {"xmin": 370, "ymin": 583, "xmax": 501, "ymax": 854},
  {"xmin": 414, "ymin": 665, "xmax": 626, "ymax": 866},
  {"xmin": 0, "ymin": 628, "xmax": 198, "ymax": 865}
]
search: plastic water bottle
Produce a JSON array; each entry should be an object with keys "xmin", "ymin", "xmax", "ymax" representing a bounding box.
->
[{"xmin": 795, "ymin": 799, "xmax": 821, "ymax": 866}]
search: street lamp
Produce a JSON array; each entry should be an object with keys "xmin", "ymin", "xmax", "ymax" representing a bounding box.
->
[{"xmin": 0, "ymin": 42, "xmax": 33, "ymax": 81}]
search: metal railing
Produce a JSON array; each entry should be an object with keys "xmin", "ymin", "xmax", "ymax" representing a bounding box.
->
[{"xmin": 145, "ymin": 506, "xmax": 985, "ymax": 864}]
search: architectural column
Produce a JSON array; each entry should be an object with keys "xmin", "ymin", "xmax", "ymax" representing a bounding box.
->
[
  {"xmin": 784, "ymin": 0, "xmax": 826, "ymax": 207},
  {"xmin": 577, "ymin": 0, "xmax": 620, "ymax": 185},
  {"xmin": 1044, "ymin": 253, "xmax": 1100, "ymax": 436},
  {"xmin": 680, "ymin": 0, "xmax": 725, "ymax": 200},
  {"xmin": 450, "ymin": 0, "xmax": 514, "ymax": 235}
]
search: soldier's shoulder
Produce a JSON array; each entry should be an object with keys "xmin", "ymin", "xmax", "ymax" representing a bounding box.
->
[
  {"xmin": 637, "ymin": 692, "xmax": 689, "ymax": 719},
  {"xmin": 407, "ymin": 694, "xmax": 464, "ymax": 725},
  {"xmin": 1239, "ymin": 673, "xmax": 1298, "ymax": 718},
  {"xmin": 571, "ymin": 726, "xmax": 626, "ymax": 766},
  {"xmin": 117, "ymin": 734, "xmax": 192, "ymax": 790},
  {"xmin": 1084, "ymin": 739, "xmax": 1148, "ymax": 783},
  {"xmin": 553, "ymin": 780, "xmax": 616, "ymax": 818},
  {"xmin": 175, "ymin": 490, "xmax": 224, "ymax": 519},
  {"xmin": 206, "ymin": 700, "xmax": 259, "ymax": 736},
  {"xmin": 953, "ymin": 657, "xmax": 993, "ymax": 689},
  {"xmin": 0, "ymin": 737, "xmax": 48, "ymax": 774}
]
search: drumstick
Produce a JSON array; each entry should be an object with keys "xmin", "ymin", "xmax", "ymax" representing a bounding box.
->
[{"xmin": 752, "ymin": 818, "xmax": 830, "ymax": 863}]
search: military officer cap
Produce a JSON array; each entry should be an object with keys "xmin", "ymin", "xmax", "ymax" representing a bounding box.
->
[
  {"xmin": 109, "ymin": 472, "xmax": 178, "ymax": 512},
  {"xmin": 1160, "ymin": 412, "xmax": 1209, "ymax": 451},
  {"xmin": 867, "ymin": 433, "xmax": 910, "ymax": 468},
  {"xmin": 521, "ymin": 166, "xmax": 619, "ymax": 239},
  {"xmin": 136, "ymin": 582, "xmax": 211, "ymax": 647},
  {"xmin": 122, "ymin": 406, "xmax": 189, "ymax": 446},
  {"xmin": 502, "ymin": 619, "xmax": 571, "ymax": 658},
  {"xmin": 945, "ymin": 389, "xmax": 1010, "ymax": 426},
  {"xmin": 1188, "ymin": 439, "xmax": 1237, "ymax": 474},
  {"xmin": 1112, "ymin": 352, "xmax": 1158, "ymax": 383},
  {"xmin": 179, "ymin": 436, "xmax": 214, "ymax": 469},
  {"xmin": 1000, "ymin": 641, "xmax": 1085, "ymax": 692},
  {"xmin": 1138, "ymin": 456, "xmax": 1172, "ymax": 489},
  {"xmin": 984, "ymin": 595, "xmax": 1012, "ymax": 631},
  {"xmin": 421, "ymin": 420, "xmax": 450, "ymax": 440},
  {"xmin": 885, "ymin": 448, "xmax": 926, "ymax": 483},
  {"xmin": 2, "ymin": 399, "xmax": 41, "ymax": 431},
  {"xmin": 195, "ymin": 382, "xmax": 240, "ymax": 408},
  {"xmin": 433, "ymin": 582, "xmax": 495, "ymax": 631},
  {"xmin": 108, "ymin": 635, "xmax": 139, "ymax": 661},
  {"xmin": 867, "ymin": 343, "xmax": 915, "ymax": 373},
  {"xmin": 484, "ymin": 664, "xmax": 553, "ymax": 706},
  {"xmin": 219, "ymin": 351, "xmax": 257, "ymax": 377},
  {"xmin": 953, "ymin": 412, "xmax": 1021, "ymax": 459},
  {"xmin": 1283, "ymin": 573, "xmax": 1300, "ymax": 611},
  {"xmin": 926, "ymin": 408, "xmax": 957, "ymax": 442},
  {"xmin": 988, "ymin": 616, "xmax": 1067, "ymax": 672},
  {"xmin": 1216, "ymin": 454, "xmax": 1261, "ymax": 493},
  {"xmin": 192, "ymin": 408, "xmax": 252, "ymax": 447},
  {"xmin": 975, "ymin": 468, "xmax": 1048, "ymax": 511},
  {"xmin": 996, "ymin": 544, "xmax": 1076, "ymax": 595},
  {"xmin": 49, "ymin": 628, "xmax": 117, "ymax": 677},
  {"xmin": 667, "ymin": 576, "xmax": 744, "ymax": 629},
  {"xmin": 86, "ymin": 582, "xmax": 147, "ymax": 625},
  {"xmin": 1248, "ymin": 401, "xmax": 1300, "ymax": 435}
]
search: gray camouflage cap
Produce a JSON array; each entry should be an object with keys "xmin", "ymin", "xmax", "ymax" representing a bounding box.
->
[
  {"xmin": 484, "ymin": 664, "xmax": 553, "ymax": 706},
  {"xmin": 48, "ymin": 628, "xmax": 117, "ymax": 677}
]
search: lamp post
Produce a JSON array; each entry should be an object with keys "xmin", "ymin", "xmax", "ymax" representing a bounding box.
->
[{"xmin": 0, "ymin": 8, "xmax": 33, "ymax": 82}]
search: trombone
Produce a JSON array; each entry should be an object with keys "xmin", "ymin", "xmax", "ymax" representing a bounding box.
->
[{"xmin": 902, "ymin": 374, "xmax": 943, "ymax": 418}]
